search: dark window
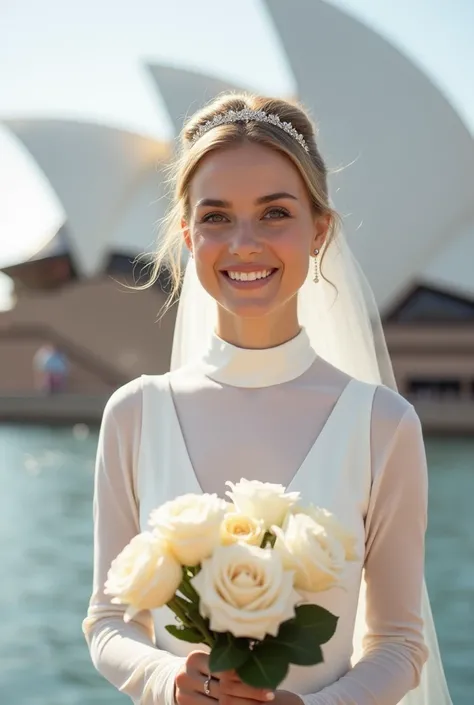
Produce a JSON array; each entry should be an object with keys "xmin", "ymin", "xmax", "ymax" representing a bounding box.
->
[
  {"xmin": 408, "ymin": 378, "xmax": 462, "ymax": 399},
  {"xmin": 106, "ymin": 253, "xmax": 136, "ymax": 275}
]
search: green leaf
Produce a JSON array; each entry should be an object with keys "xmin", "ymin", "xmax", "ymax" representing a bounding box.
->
[
  {"xmin": 165, "ymin": 625, "xmax": 203, "ymax": 643},
  {"xmin": 268, "ymin": 625, "xmax": 323, "ymax": 666},
  {"xmin": 293, "ymin": 604, "xmax": 338, "ymax": 645},
  {"xmin": 236, "ymin": 644, "xmax": 289, "ymax": 690},
  {"xmin": 209, "ymin": 633, "xmax": 250, "ymax": 673},
  {"xmin": 251, "ymin": 604, "xmax": 336, "ymax": 667}
]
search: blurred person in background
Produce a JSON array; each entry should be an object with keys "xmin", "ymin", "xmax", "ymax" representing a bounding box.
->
[{"xmin": 33, "ymin": 343, "xmax": 69, "ymax": 394}]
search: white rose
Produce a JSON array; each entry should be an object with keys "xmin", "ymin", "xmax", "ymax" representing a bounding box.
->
[
  {"xmin": 149, "ymin": 493, "xmax": 227, "ymax": 566},
  {"xmin": 273, "ymin": 513, "xmax": 345, "ymax": 592},
  {"xmin": 225, "ymin": 479, "xmax": 300, "ymax": 530},
  {"xmin": 192, "ymin": 543, "xmax": 299, "ymax": 640},
  {"xmin": 220, "ymin": 512, "xmax": 265, "ymax": 546},
  {"xmin": 105, "ymin": 532, "xmax": 182, "ymax": 621},
  {"xmin": 295, "ymin": 505, "xmax": 358, "ymax": 561}
]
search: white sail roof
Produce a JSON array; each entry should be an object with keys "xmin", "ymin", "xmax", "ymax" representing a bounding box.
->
[
  {"xmin": 2, "ymin": 119, "xmax": 169, "ymax": 276},
  {"xmin": 147, "ymin": 64, "xmax": 248, "ymax": 136},
  {"xmin": 263, "ymin": 0, "xmax": 474, "ymax": 312}
]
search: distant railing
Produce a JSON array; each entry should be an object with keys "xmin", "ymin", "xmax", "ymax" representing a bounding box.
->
[
  {"xmin": 0, "ymin": 392, "xmax": 108, "ymax": 425},
  {"xmin": 408, "ymin": 397, "xmax": 474, "ymax": 435},
  {"xmin": 0, "ymin": 322, "xmax": 129, "ymax": 388},
  {"xmin": 385, "ymin": 323, "xmax": 474, "ymax": 354}
]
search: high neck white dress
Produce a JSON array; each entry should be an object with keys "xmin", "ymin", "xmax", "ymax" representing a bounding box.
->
[{"xmin": 83, "ymin": 330, "xmax": 429, "ymax": 705}]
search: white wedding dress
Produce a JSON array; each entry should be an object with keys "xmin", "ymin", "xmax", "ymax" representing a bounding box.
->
[{"xmin": 83, "ymin": 329, "xmax": 439, "ymax": 705}]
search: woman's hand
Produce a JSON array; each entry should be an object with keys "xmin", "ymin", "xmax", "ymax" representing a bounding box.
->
[
  {"xmin": 273, "ymin": 691, "xmax": 304, "ymax": 705},
  {"xmin": 174, "ymin": 650, "xmax": 278, "ymax": 705},
  {"xmin": 218, "ymin": 669, "xmax": 276, "ymax": 704},
  {"xmin": 218, "ymin": 675, "xmax": 305, "ymax": 705}
]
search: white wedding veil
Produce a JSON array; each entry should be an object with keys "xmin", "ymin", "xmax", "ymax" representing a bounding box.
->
[{"xmin": 170, "ymin": 231, "xmax": 452, "ymax": 704}]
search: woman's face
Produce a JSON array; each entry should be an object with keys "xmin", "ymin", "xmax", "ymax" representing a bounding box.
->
[{"xmin": 185, "ymin": 142, "xmax": 328, "ymax": 328}]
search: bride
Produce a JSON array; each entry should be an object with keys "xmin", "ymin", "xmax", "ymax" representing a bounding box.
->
[{"xmin": 83, "ymin": 93, "xmax": 452, "ymax": 705}]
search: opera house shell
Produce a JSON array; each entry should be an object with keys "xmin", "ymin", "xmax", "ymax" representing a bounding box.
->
[{"xmin": 0, "ymin": 0, "xmax": 473, "ymax": 430}]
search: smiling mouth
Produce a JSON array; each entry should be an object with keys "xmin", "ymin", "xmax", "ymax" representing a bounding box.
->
[{"xmin": 222, "ymin": 268, "xmax": 277, "ymax": 282}]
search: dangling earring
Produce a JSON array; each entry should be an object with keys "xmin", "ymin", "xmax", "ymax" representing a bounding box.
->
[{"xmin": 313, "ymin": 248, "xmax": 319, "ymax": 283}]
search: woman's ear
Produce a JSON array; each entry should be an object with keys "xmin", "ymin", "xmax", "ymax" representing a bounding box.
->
[
  {"xmin": 312, "ymin": 212, "xmax": 332, "ymax": 252},
  {"xmin": 181, "ymin": 218, "xmax": 193, "ymax": 254}
]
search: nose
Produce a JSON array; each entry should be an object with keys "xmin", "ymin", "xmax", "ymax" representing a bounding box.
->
[{"xmin": 228, "ymin": 222, "xmax": 263, "ymax": 258}]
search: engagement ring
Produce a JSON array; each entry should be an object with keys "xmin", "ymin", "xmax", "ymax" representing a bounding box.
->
[{"xmin": 204, "ymin": 674, "xmax": 212, "ymax": 696}]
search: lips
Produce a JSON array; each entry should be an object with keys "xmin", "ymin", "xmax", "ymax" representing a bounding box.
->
[
  {"xmin": 225, "ymin": 269, "xmax": 275, "ymax": 282},
  {"xmin": 219, "ymin": 267, "xmax": 279, "ymax": 289}
]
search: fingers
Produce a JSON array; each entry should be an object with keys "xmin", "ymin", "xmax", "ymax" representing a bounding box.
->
[
  {"xmin": 219, "ymin": 672, "xmax": 275, "ymax": 702},
  {"xmin": 177, "ymin": 695, "xmax": 216, "ymax": 705},
  {"xmin": 187, "ymin": 649, "xmax": 212, "ymax": 676},
  {"xmin": 176, "ymin": 671, "xmax": 217, "ymax": 704},
  {"xmin": 203, "ymin": 674, "xmax": 220, "ymax": 700},
  {"xmin": 176, "ymin": 649, "xmax": 274, "ymax": 705},
  {"xmin": 220, "ymin": 699, "xmax": 274, "ymax": 705},
  {"xmin": 176, "ymin": 651, "xmax": 220, "ymax": 704}
]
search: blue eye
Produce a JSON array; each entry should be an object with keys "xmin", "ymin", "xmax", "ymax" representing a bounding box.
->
[{"xmin": 264, "ymin": 207, "xmax": 290, "ymax": 219}]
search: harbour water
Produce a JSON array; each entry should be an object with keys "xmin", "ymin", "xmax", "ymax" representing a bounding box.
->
[{"xmin": 1, "ymin": 424, "xmax": 472, "ymax": 704}]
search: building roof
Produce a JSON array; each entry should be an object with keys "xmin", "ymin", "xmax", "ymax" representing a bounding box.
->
[
  {"xmin": 147, "ymin": 64, "xmax": 247, "ymax": 136},
  {"xmin": 263, "ymin": 0, "xmax": 474, "ymax": 312},
  {"xmin": 0, "ymin": 224, "xmax": 77, "ymax": 290},
  {"xmin": 26, "ymin": 223, "xmax": 71, "ymax": 261},
  {"xmin": 2, "ymin": 119, "xmax": 170, "ymax": 277},
  {"xmin": 385, "ymin": 283, "xmax": 474, "ymax": 323}
]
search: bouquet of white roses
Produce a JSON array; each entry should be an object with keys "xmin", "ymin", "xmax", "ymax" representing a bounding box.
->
[{"xmin": 105, "ymin": 479, "xmax": 357, "ymax": 690}]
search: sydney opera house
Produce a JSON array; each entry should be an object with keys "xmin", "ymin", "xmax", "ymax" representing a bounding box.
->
[{"xmin": 1, "ymin": 0, "xmax": 473, "ymax": 432}]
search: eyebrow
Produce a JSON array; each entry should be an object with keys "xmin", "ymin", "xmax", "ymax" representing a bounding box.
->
[{"xmin": 195, "ymin": 192, "xmax": 298, "ymax": 209}]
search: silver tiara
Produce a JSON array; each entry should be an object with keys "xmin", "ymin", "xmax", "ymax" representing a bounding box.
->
[{"xmin": 190, "ymin": 108, "xmax": 310, "ymax": 152}]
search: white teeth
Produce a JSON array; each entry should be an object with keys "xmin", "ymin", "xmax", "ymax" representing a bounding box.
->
[{"xmin": 227, "ymin": 269, "xmax": 273, "ymax": 281}]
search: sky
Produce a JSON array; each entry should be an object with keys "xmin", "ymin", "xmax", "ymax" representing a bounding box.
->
[{"xmin": 0, "ymin": 0, "xmax": 473, "ymax": 307}]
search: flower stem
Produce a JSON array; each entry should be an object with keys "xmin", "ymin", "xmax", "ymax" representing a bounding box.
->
[
  {"xmin": 179, "ymin": 575, "xmax": 199, "ymax": 603},
  {"xmin": 167, "ymin": 594, "xmax": 214, "ymax": 648},
  {"xmin": 167, "ymin": 596, "xmax": 191, "ymax": 626}
]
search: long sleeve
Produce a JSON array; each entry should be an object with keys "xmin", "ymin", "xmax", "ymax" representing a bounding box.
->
[
  {"xmin": 82, "ymin": 379, "xmax": 185, "ymax": 704},
  {"xmin": 301, "ymin": 403, "xmax": 429, "ymax": 705}
]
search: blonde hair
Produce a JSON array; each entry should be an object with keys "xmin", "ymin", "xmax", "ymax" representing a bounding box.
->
[{"xmin": 139, "ymin": 93, "xmax": 338, "ymax": 308}]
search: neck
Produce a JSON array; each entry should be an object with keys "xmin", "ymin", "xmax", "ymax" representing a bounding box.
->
[
  {"xmin": 216, "ymin": 304, "xmax": 301, "ymax": 350},
  {"xmin": 200, "ymin": 326, "xmax": 317, "ymax": 388}
]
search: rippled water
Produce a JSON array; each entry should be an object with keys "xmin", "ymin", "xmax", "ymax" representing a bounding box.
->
[{"xmin": 0, "ymin": 425, "xmax": 472, "ymax": 705}]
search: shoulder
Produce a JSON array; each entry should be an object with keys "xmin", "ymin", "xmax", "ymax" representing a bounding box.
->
[
  {"xmin": 371, "ymin": 384, "xmax": 418, "ymax": 433},
  {"xmin": 370, "ymin": 386, "xmax": 425, "ymax": 487},
  {"xmin": 103, "ymin": 376, "xmax": 142, "ymax": 421},
  {"xmin": 103, "ymin": 373, "xmax": 170, "ymax": 426},
  {"xmin": 348, "ymin": 378, "xmax": 422, "ymax": 453}
]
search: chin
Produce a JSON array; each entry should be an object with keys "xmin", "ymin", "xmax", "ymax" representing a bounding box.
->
[{"xmin": 221, "ymin": 297, "xmax": 282, "ymax": 320}]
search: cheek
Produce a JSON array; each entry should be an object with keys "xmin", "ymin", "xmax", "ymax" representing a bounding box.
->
[
  {"xmin": 275, "ymin": 231, "xmax": 311, "ymax": 279},
  {"xmin": 193, "ymin": 233, "xmax": 221, "ymax": 266},
  {"xmin": 192, "ymin": 235, "xmax": 223, "ymax": 292}
]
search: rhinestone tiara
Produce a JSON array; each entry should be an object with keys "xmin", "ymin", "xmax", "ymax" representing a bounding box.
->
[{"xmin": 190, "ymin": 108, "xmax": 310, "ymax": 152}]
